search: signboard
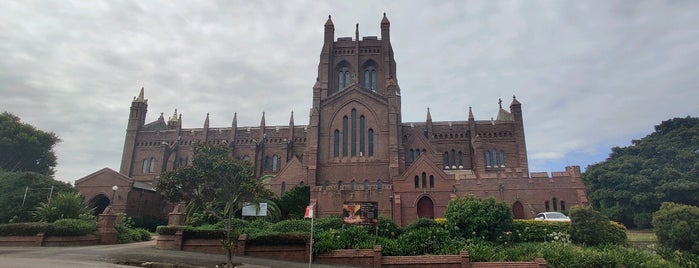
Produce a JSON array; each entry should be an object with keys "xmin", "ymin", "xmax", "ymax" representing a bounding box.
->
[
  {"xmin": 242, "ymin": 202, "xmax": 268, "ymax": 217},
  {"xmin": 304, "ymin": 205, "xmax": 314, "ymax": 218},
  {"xmin": 343, "ymin": 201, "xmax": 378, "ymax": 225}
]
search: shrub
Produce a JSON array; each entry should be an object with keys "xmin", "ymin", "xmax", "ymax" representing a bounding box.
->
[
  {"xmin": 248, "ymin": 231, "xmax": 308, "ymax": 246},
  {"xmin": 313, "ymin": 230, "xmax": 340, "ymax": 255},
  {"xmin": 397, "ymin": 226, "xmax": 452, "ymax": 256},
  {"xmin": 404, "ymin": 217, "xmax": 436, "ymax": 232},
  {"xmin": 270, "ymin": 219, "xmax": 310, "ymax": 233},
  {"xmin": 510, "ymin": 219, "xmax": 571, "ymax": 243},
  {"xmin": 652, "ymin": 202, "xmax": 699, "ymax": 254},
  {"xmin": 569, "ymin": 206, "xmax": 627, "ymax": 246},
  {"xmin": 33, "ymin": 192, "xmax": 93, "ymax": 222},
  {"xmin": 314, "ymin": 216, "xmax": 343, "ymax": 232},
  {"xmin": 0, "ymin": 222, "xmax": 51, "ymax": 236},
  {"xmin": 156, "ymin": 225, "xmax": 187, "ymax": 235},
  {"xmin": 336, "ymin": 225, "xmax": 374, "ymax": 249},
  {"xmin": 444, "ymin": 195, "xmax": 513, "ymax": 241},
  {"xmin": 374, "ymin": 216, "xmax": 403, "ymax": 238},
  {"xmin": 48, "ymin": 218, "xmax": 97, "ymax": 236}
]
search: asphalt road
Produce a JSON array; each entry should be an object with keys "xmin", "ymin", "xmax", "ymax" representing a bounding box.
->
[{"xmin": 0, "ymin": 240, "xmax": 345, "ymax": 268}]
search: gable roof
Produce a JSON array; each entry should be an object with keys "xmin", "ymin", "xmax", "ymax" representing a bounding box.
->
[{"xmin": 75, "ymin": 167, "xmax": 132, "ymax": 186}]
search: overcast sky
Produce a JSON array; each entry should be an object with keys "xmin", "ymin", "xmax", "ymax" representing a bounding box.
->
[{"xmin": 1, "ymin": 1, "xmax": 697, "ymax": 184}]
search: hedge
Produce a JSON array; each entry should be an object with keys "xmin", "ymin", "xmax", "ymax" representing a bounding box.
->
[{"xmin": 0, "ymin": 220, "xmax": 97, "ymax": 237}]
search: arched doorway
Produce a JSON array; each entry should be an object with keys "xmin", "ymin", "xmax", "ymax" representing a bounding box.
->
[
  {"xmin": 89, "ymin": 194, "xmax": 110, "ymax": 215},
  {"xmin": 417, "ymin": 196, "xmax": 434, "ymax": 219},
  {"xmin": 512, "ymin": 201, "xmax": 525, "ymax": 219}
]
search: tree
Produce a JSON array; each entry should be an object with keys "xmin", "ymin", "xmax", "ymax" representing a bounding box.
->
[
  {"xmin": 0, "ymin": 171, "xmax": 74, "ymax": 223},
  {"xmin": 0, "ymin": 112, "xmax": 60, "ymax": 176},
  {"xmin": 444, "ymin": 195, "xmax": 513, "ymax": 241},
  {"xmin": 569, "ymin": 206, "xmax": 626, "ymax": 246},
  {"xmin": 584, "ymin": 116, "xmax": 699, "ymax": 228},
  {"xmin": 652, "ymin": 202, "xmax": 699, "ymax": 254},
  {"xmin": 276, "ymin": 184, "xmax": 310, "ymax": 219},
  {"xmin": 157, "ymin": 144, "xmax": 273, "ymax": 267}
]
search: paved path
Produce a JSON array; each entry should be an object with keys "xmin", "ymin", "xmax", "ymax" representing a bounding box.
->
[{"xmin": 0, "ymin": 240, "xmax": 347, "ymax": 268}]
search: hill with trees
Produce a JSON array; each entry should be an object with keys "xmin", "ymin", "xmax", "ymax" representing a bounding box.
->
[{"xmin": 583, "ymin": 116, "xmax": 699, "ymax": 228}]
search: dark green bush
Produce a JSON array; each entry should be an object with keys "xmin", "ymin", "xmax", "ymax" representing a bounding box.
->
[
  {"xmin": 336, "ymin": 225, "xmax": 374, "ymax": 249},
  {"xmin": 397, "ymin": 226, "xmax": 452, "ymax": 256},
  {"xmin": 510, "ymin": 219, "xmax": 571, "ymax": 243},
  {"xmin": 131, "ymin": 215, "xmax": 167, "ymax": 232},
  {"xmin": 569, "ymin": 206, "xmax": 627, "ymax": 246},
  {"xmin": 444, "ymin": 195, "xmax": 513, "ymax": 241},
  {"xmin": 314, "ymin": 216, "xmax": 343, "ymax": 232},
  {"xmin": 154, "ymin": 225, "xmax": 230, "ymax": 240},
  {"xmin": 270, "ymin": 219, "xmax": 310, "ymax": 233},
  {"xmin": 312, "ymin": 230, "xmax": 340, "ymax": 255},
  {"xmin": 404, "ymin": 217, "xmax": 436, "ymax": 232},
  {"xmin": 652, "ymin": 202, "xmax": 699, "ymax": 254},
  {"xmin": 372, "ymin": 216, "xmax": 403, "ymax": 238},
  {"xmin": 48, "ymin": 219, "xmax": 97, "ymax": 236},
  {"xmin": 156, "ymin": 225, "xmax": 187, "ymax": 235},
  {"xmin": 0, "ymin": 222, "xmax": 51, "ymax": 236},
  {"xmin": 247, "ymin": 231, "xmax": 308, "ymax": 246}
]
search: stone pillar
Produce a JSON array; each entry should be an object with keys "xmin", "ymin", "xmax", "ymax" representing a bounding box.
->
[
  {"xmin": 535, "ymin": 258, "xmax": 547, "ymax": 268},
  {"xmin": 35, "ymin": 232, "xmax": 45, "ymax": 246},
  {"xmin": 236, "ymin": 234, "xmax": 247, "ymax": 256},
  {"xmin": 460, "ymin": 251, "xmax": 471, "ymax": 268},
  {"xmin": 373, "ymin": 245, "xmax": 382, "ymax": 268},
  {"xmin": 168, "ymin": 203, "xmax": 186, "ymax": 226},
  {"xmin": 98, "ymin": 206, "xmax": 118, "ymax": 244}
]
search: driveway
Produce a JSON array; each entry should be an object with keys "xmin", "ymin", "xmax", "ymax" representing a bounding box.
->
[{"xmin": 0, "ymin": 240, "xmax": 345, "ymax": 268}]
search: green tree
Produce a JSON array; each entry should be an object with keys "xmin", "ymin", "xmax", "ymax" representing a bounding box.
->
[
  {"xmin": 0, "ymin": 112, "xmax": 60, "ymax": 176},
  {"xmin": 652, "ymin": 202, "xmax": 699, "ymax": 254},
  {"xmin": 584, "ymin": 116, "xmax": 699, "ymax": 228},
  {"xmin": 276, "ymin": 184, "xmax": 309, "ymax": 219},
  {"xmin": 33, "ymin": 191, "xmax": 94, "ymax": 222},
  {"xmin": 157, "ymin": 144, "xmax": 273, "ymax": 267},
  {"xmin": 569, "ymin": 206, "xmax": 627, "ymax": 246},
  {"xmin": 444, "ymin": 195, "xmax": 513, "ymax": 241},
  {"xmin": 0, "ymin": 171, "xmax": 74, "ymax": 223}
]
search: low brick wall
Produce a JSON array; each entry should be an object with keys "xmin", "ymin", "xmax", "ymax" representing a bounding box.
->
[
  {"xmin": 156, "ymin": 234, "xmax": 547, "ymax": 268},
  {"xmin": 0, "ymin": 233, "xmax": 100, "ymax": 247}
]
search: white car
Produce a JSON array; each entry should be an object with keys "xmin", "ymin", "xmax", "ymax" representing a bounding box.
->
[{"xmin": 534, "ymin": 212, "xmax": 570, "ymax": 222}]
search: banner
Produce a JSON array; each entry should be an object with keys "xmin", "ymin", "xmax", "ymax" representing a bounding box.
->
[
  {"xmin": 242, "ymin": 202, "xmax": 268, "ymax": 217},
  {"xmin": 304, "ymin": 205, "xmax": 314, "ymax": 218},
  {"xmin": 343, "ymin": 202, "xmax": 378, "ymax": 225}
]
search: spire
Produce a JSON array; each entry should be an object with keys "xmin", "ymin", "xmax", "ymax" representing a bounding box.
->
[
  {"xmin": 426, "ymin": 107, "xmax": 432, "ymax": 122},
  {"xmin": 355, "ymin": 23, "xmax": 359, "ymax": 41},
  {"xmin": 510, "ymin": 95, "xmax": 521, "ymax": 106},
  {"xmin": 498, "ymin": 98, "xmax": 503, "ymax": 109},
  {"xmin": 324, "ymin": 15, "xmax": 334, "ymax": 43},
  {"xmin": 289, "ymin": 110, "xmax": 295, "ymax": 125},
  {"xmin": 260, "ymin": 111, "xmax": 266, "ymax": 127},
  {"xmin": 325, "ymin": 15, "xmax": 334, "ymax": 27},
  {"xmin": 232, "ymin": 112, "xmax": 237, "ymax": 128},
  {"xmin": 170, "ymin": 108, "xmax": 178, "ymax": 121},
  {"xmin": 204, "ymin": 113, "xmax": 210, "ymax": 128},
  {"xmin": 381, "ymin": 12, "xmax": 390, "ymax": 41},
  {"xmin": 468, "ymin": 106, "xmax": 474, "ymax": 120},
  {"xmin": 158, "ymin": 112, "xmax": 164, "ymax": 121},
  {"xmin": 134, "ymin": 87, "xmax": 146, "ymax": 103}
]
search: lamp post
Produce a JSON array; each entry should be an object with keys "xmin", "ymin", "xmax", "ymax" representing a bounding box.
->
[{"xmin": 111, "ymin": 185, "xmax": 118, "ymax": 206}]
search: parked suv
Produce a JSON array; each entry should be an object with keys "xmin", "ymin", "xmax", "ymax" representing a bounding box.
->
[{"xmin": 534, "ymin": 212, "xmax": 570, "ymax": 222}]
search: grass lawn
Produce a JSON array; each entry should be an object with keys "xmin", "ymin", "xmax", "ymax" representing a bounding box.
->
[{"xmin": 627, "ymin": 229, "xmax": 657, "ymax": 242}]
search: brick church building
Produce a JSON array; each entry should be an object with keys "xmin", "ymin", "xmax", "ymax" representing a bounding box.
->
[{"xmin": 77, "ymin": 14, "xmax": 588, "ymax": 225}]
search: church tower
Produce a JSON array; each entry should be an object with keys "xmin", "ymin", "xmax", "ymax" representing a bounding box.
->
[{"xmin": 120, "ymin": 88, "xmax": 148, "ymax": 176}]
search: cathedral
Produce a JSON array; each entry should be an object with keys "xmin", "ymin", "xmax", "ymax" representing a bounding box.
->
[{"xmin": 77, "ymin": 14, "xmax": 588, "ymax": 225}]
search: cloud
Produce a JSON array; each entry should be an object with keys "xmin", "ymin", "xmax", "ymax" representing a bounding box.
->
[{"xmin": 1, "ymin": 1, "xmax": 697, "ymax": 183}]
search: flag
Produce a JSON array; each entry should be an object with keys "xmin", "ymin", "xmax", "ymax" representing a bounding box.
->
[{"xmin": 304, "ymin": 205, "xmax": 314, "ymax": 218}]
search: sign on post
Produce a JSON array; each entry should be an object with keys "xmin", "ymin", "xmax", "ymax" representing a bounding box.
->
[{"xmin": 342, "ymin": 201, "xmax": 378, "ymax": 225}]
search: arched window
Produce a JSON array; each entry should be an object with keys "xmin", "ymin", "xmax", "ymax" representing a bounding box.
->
[
  {"xmin": 429, "ymin": 175, "xmax": 434, "ymax": 188},
  {"xmin": 409, "ymin": 149, "xmax": 415, "ymax": 161},
  {"xmin": 552, "ymin": 197, "xmax": 558, "ymax": 211},
  {"xmin": 338, "ymin": 67, "xmax": 350, "ymax": 90},
  {"xmin": 281, "ymin": 182, "xmax": 286, "ymax": 195},
  {"xmin": 492, "ymin": 149, "xmax": 498, "ymax": 167},
  {"xmin": 414, "ymin": 175, "xmax": 419, "ymax": 188},
  {"xmin": 415, "ymin": 149, "xmax": 421, "ymax": 157},
  {"xmin": 545, "ymin": 200, "xmax": 550, "ymax": 211},
  {"xmin": 272, "ymin": 155, "xmax": 279, "ymax": 171},
  {"xmin": 368, "ymin": 129, "xmax": 374, "ymax": 156},
  {"xmin": 351, "ymin": 180, "xmax": 356, "ymax": 191},
  {"xmin": 359, "ymin": 115, "xmax": 365, "ymax": 155},
  {"xmin": 324, "ymin": 180, "xmax": 330, "ymax": 187},
  {"xmin": 363, "ymin": 180, "xmax": 369, "ymax": 190},
  {"xmin": 149, "ymin": 157, "xmax": 156, "ymax": 173},
  {"xmin": 560, "ymin": 200, "xmax": 566, "ymax": 211},
  {"xmin": 178, "ymin": 157, "xmax": 185, "ymax": 168},
  {"xmin": 142, "ymin": 159, "xmax": 149, "ymax": 174},
  {"xmin": 342, "ymin": 116, "xmax": 348, "ymax": 156},
  {"xmin": 451, "ymin": 149, "xmax": 456, "ymax": 167},
  {"xmin": 485, "ymin": 151, "xmax": 491, "ymax": 167},
  {"xmin": 264, "ymin": 156, "xmax": 270, "ymax": 171},
  {"xmin": 421, "ymin": 172, "xmax": 427, "ymax": 189},
  {"xmin": 338, "ymin": 180, "xmax": 343, "ymax": 189},
  {"xmin": 333, "ymin": 130, "xmax": 340, "ymax": 157},
  {"xmin": 242, "ymin": 155, "xmax": 250, "ymax": 162},
  {"xmin": 458, "ymin": 151, "xmax": 463, "ymax": 167},
  {"xmin": 499, "ymin": 150, "xmax": 505, "ymax": 167},
  {"xmin": 444, "ymin": 152, "xmax": 450, "ymax": 167},
  {"xmin": 351, "ymin": 109, "xmax": 357, "ymax": 156},
  {"xmin": 364, "ymin": 67, "xmax": 377, "ymax": 91},
  {"xmin": 377, "ymin": 180, "xmax": 383, "ymax": 189}
]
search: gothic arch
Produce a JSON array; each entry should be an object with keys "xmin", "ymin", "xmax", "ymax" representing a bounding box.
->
[
  {"xmin": 88, "ymin": 194, "xmax": 110, "ymax": 215},
  {"xmin": 416, "ymin": 195, "xmax": 435, "ymax": 219},
  {"xmin": 512, "ymin": 201, "xmax": 525, "ymax": 219}
]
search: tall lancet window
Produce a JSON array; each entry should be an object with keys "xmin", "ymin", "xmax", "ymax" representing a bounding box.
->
[
  {"xmin": 342, "ymin": 116, "xmax": 348, "ymax": 156},
  {"xmin": 359, "ymin": 116, "xmax": 365, "ymax": 155},
  {"xmin": 368, "ymin": 129, "xmax": 374, "ymax": 156},
  {"xmin": 333, "ymin": 130, "xmax": 340, "ymax": 157},
  {"xmin": 338, "ymin": 67, "xmax": 350, "ymax": 90},
  {"xmin": 364, "ymin": 67, "xmax": 376, "ymax": 91}
]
